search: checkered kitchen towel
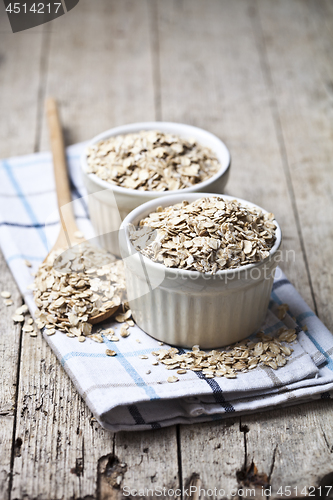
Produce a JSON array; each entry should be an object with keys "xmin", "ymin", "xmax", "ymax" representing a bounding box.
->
[{"xmin": 1, "ymin": 143, "xmax": 333, "ymax": 431}]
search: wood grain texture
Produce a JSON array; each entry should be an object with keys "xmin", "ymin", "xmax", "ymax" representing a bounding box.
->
[
  {"xmin": 0, "ymin": 253, "xmax": 23, "ymax": 498},
  {"xmin": 257, "ymin": 0, "xmax": 333, "ymax": 331},
  {"xmin": 110, "ymin": 429, "xmax": 179, "ymax": 500},
  {"xmin": 242, "ymin": 402, "xmax": 333, "ymax": 497},
  {"xmin": 11, "ymin": 333, "xmax": 100, "ymax": 500},
  {"xmin": 0, "ymin": 5, "xmax": 44, "ymax": 497},
  {"xmin": 39, "ymin": 0, "xmax": 156, "ymax": 151},
  {"xmin": 0, "ymin": 1, "xmax": 45, "ymax": 156},
  {"xmin": 179, "ymin": 420, "xmax": 245, "ymax": 495},
  {"xmin": 241, "ymin": 0, "xmax": 333, "ymax": 493}
]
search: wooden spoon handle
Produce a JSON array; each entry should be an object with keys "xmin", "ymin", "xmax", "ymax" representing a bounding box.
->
[
  {"xmin": 45, "ymin": 98, "xmax": 77, "ymax": 227},
  {"xmin": 45, "ymin": 98, "xmax": 79, "ymax": 244}
]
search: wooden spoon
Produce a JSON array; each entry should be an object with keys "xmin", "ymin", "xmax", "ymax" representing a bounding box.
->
[{"xmin": 45, "ymin": 97, "xmax": 119, "ymax": 324}]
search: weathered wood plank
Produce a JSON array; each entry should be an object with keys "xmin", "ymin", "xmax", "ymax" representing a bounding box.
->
[
  {"xmin": 239, "ymin": 1, "xmax": 333, "ymax": 494},
  {"xmin": 257, "ymin": 0, "xmax": 333, "ymax": 331},
  {"xmin": 111, "ymin": 429, "xmax": 179, "ymax": 500},
  {"xmin": 0, "ymin": 4, "xmax": 44, "ymax": 497},
  {"xmin": 179, "ymin": 420, "xmax": 245, "ymax": 495},
  {"xmin": 241, "ymin": 401, "xmax": 333, "ymax": 497},
  {"xmin": 39, "ymin": 0, "xmax": 156, "ymax": 151},
  {"xmin": 11, "ymin": 1, "xmax": 178, "ymax": 499},
  {"xmin": 11, "ymin": 333, "xmax": 105, "ymax": 500},
  {"xmin": 0, "ymin": 2, "xmax": 45, "ymax": 156},
  {"xmin": 0, "ymin": 252, "xmax": 22, "ymax": 499}
]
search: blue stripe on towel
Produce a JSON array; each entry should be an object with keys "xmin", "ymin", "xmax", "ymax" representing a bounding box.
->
[
  {"xmin": 271, "ymin": 290, "xmax": 315, "ymax": 324},
  {"xmin": 151, "ymin": 421, "xmax": 162, "ymax": 428},
  {"xmin": 61, "ymin": 352, "xmax": 106, "ymax": 365},
  {"xmin": 300, "ymin": 332, "xmax": 333, "ymax": 371},
  {"xmin": 68, "ymin": 176, "xmax": 89, "ymax": 217},
  {"xmin": 0, "ymin": 154, "xmax": 82, "ymax": 169},
  {"xmin": 272, "ymin": 279, "xmax": 290, "ymax": 291},
  {"xmin": 271, "ymin": 290, "xmax": 333, "ymax": 371},
  {"xmin": 296, "ymin": 311, "xmax": 316, "ymax": 323},
  {"xmin": 102, "ymin": 340, "xmax": 160, "ymax": 400},
  {"xmin": 127, "ymin": 405, "xmax": 161, "ymax": 428},
  {"xmin": 0, "ymin": 220, "xmax": 59, "ymax": 229},
  {"xmin": 0, "ymin": 214, "xmax": 88, "ymax": 229},
  {"xmin": 178, "ymin": 348, "xmax": 235, "ymax": 413},
  {"xmin": 62, "ymin": 345, "xmax": 160, "ymax": 401},
  {"xmin": 2, "ymin": 160, "xmax": 48, "ymax": 250},
  {"xmin": 62, "ymin": 347, "xmax": 155, "ymax": 360},
  {"xmin": 7, "ymin": 254, "xmax": 44, "ymax": 263}
]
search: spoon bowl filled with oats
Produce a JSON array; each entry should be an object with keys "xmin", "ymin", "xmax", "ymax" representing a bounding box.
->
[
  {"xmin": 33, "ymin": 99, "xmax": 128, "ymax": 341},
  {"xmin": 119, "ymin": 193, "xmax": 282, "ymax": 349},
  {"xmin": 81, "ymin": 122, "xmax": 231, "ymax": 256}
]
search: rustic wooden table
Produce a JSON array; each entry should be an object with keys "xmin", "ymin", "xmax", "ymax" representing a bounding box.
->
[{"xmin": 1, "ymin": 1, "xmax": 333, "ymax": 498}]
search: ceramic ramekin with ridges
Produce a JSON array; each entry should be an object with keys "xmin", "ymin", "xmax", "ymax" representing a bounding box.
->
[
  {"xmin": 81, "ymin": 122, "xmax": 231, "ymax": 256},
  {"xmin": 119, "ymin": 193, "xmax": 282, "ymax": 349}
]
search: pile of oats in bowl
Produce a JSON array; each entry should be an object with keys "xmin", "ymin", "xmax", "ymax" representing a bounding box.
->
[
  {"xmin": 129, "ymin": 196, "xmax": 277, "ymax": 274},
  {"xmin": 32, "ymin": 242, "xmax": 127, "ymax": 342},
  {"xmin": 85, "ymin": 130, "xmax": 220, "ymax": 191}
]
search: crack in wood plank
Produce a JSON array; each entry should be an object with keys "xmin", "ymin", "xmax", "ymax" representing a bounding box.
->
[
  {"xmin": 34, "ymin": 26, "xmax": 52, "ymax": 154},
  {"xmin": 239, "ymin": 420, "xmax": 250, "ymax": 472},
  {"xmin": 176, "ymin": 426, "xmax": 184, "ymax": 500},
  {"xmin": 268, "ymin": 445, "xmax": 278, "ymax": 483},
  {"xmin": 148, "ymin": 0, "xmax": 162, "ymax": 121}
]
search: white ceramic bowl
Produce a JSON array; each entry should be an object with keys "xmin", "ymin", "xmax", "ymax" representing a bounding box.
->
[
  {"xmin": 81, "ymin": 122, "xmax": 231, "ymax": 256},
  {"xmin": 119, "ymin": 193, "xmax": 282, "ymax": 349}
]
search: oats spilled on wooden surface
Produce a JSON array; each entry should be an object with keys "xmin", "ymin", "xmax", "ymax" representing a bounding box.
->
[
  {"xmin": 22, "ymin": 324, "xmax": 34, "ymax": 332},
  {"xmin": 10, "ymin": 301, "xmax": 38, "ymax": 336},
  {"xmin": 32, "ymin": 242, "xmax": 127, "ymax": 341},
  {"xmin": 16, "ymin": 304, "xmax": 29, "ymax": 315},
  {"xmin": 129, "ymin": 196, "xmax": 277, "ymax": 274},
  {"xmin": 85, "ymin": 130, "xmax": 221, "ymax": 191},
  {"xmin": 12, "ymin": 314, "xmax": 24, "ymax": 323},
  {"xmin": 153, "ymin": 329, "xmax": 296, "ymax": 379}
]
